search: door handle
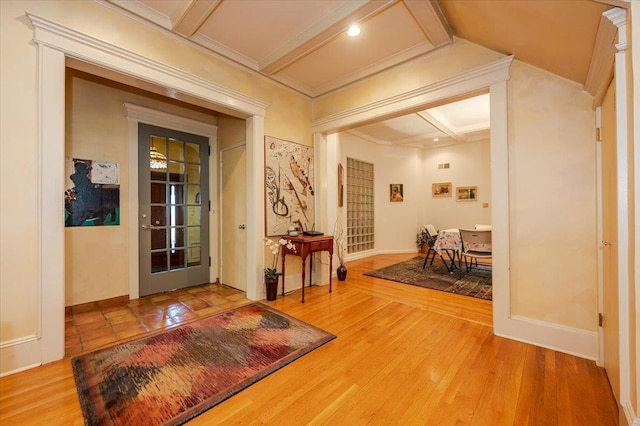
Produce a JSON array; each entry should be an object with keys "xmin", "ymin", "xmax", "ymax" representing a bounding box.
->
[
  {"xmin": 238, "ymin": 224, "xmax": 246, "ymax": 230},
  {"xmin": 141, "ymin": 224, "xmax": 157, "ymax": 230},
  {"xmin": 602, "ymin": 241, "xmax": 614, "ymax": 246}
]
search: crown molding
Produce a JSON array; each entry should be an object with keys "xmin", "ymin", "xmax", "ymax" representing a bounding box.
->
[
  {"xmin": 259, "ymin": 0, "xmax": 396, "ymax": 75},
  {"xmin": 312, "ymin": 55, "xmax": 513, "ymax": 133},
  {"xmin": 26, "ymin": 13, "xmax": 269, "ymax": 117}
]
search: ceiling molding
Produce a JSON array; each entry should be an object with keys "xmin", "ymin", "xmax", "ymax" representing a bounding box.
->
[
  {"xmin": 173, "ymin": 0, "xmax": 222, "ymax": 37},
  {"xmin": 346, "ymin": 129, "xmax": 393, "ymax": 145},
  {"xmin": 190, "ymin": 32, "xmax": 259, "ymax": 70},
  {"xmin": 259, "ymin": 0, "xmax": 396, "ymax": 75},
  {"xmin": 27, "ymin": 13, "xmax": 269, "ymax": 117},
  {"xmin": 402, "ymin": 0, "xmax": 452, "ymax": 47},
  {"xmin": 106, "ymin": 0, "xmax": 172, "ymax": 28},
  {"xmin": 416, "ymin": 111, "xmax": 467, "ymax": 143},
  {"xmin": 312, "ymin": 55, "xmax": 513, "ymax": 133},
  {"xmin": 306, "ymin": 42, "xmax": 447, "ymax": 98},
  {"xmin": 585, "ymin": 13, "xmax": 616, "ymax": 107}
]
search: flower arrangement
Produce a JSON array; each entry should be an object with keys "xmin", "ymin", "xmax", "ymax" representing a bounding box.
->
[
  {"xmin": 264, "ymin": 237, "xmax": 296, "ymax": 279},
  {"xmin": 332, "ymin": 219, "xmax": 346, "ymax": 267},
  {"xmin": 416, "ymin": 227, "xmax": 430, "ymax": 248}
]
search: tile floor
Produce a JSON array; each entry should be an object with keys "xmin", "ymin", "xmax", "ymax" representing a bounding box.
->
[{"xmin": 65, "ymin": 283, "xmax": 249, "ymax": 357}]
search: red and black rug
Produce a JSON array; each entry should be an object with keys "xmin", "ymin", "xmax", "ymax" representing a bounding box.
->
[{"xmin": 72, "ymin": 303, "xmax": 335, "ymax": 425}]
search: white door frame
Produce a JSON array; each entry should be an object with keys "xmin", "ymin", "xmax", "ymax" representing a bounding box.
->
[
  {"xmin": 19, "ymin": 13, "xmax": 268, "ymax": 369},
  {"xmin": 313, "ymin": 54, "xmax": 604, "ymax": 360},
  {"xmin": 124, "ymin": 104, "xmax": 218, "ymax": 299}
]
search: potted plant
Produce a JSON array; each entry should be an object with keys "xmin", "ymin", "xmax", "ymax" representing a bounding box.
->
[
  {"xmin": 333, "ymin": 219, "xmax": 347, "ymax": 281},
  {"xmin": 416, "ymin": 227, "xmax": 430, "ymax": 253},
  {"xmin": 263, "ymin": 237, "xmax": 296, "ymax": 301}
]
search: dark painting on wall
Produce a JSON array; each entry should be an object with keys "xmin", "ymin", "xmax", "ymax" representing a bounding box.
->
[{"xmin": 64, "ymin": 158, "xmax": 120, "ymax": 227}]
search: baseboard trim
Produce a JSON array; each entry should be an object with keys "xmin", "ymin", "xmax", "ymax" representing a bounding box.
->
[
  {"xmin": 0, "ymin": 336, "xmax": 42, "ymax": 376},
  {"xmin": 622, "ymin": 400, "xmax": 639, "ymax": 426},
  {"xmin": 496, "ymin": 315, "xmax": 598, "ymax": 360}
]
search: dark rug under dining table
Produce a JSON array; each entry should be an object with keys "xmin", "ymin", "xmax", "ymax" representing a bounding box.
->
[{"xmin": 363, "ymin": 256, "xmax": 492, "ymax": 300}]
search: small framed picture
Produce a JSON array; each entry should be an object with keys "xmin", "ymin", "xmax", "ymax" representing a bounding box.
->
[
  {"xmin": 432, "ymin": 182, "xmax": 452, "ymax": 197},
  {"xmin": 456, "ymin": 186, "xmax": 478, "ymax": 201},
  {"xmin": 390, "ymin": 184, "xmax": 403, "ymax": 202}
]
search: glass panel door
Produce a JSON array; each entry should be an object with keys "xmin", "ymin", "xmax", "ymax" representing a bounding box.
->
[{"xmin": 139, "ymin": 123, "xmax": 209, "ymax": 296}]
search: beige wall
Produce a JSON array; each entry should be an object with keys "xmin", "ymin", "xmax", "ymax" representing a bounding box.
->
[
  {"xmin": 421, "ymin": 140, "xmax": 492, "ymax": 231},
  {"xmin": 507, "ymin": 61, "xmax": 597, "ymax": 330},
  {"xmin": 315, "ymin": 44, "xmax": 597, "ymax": 333},
  {"xmin": 65, "ymin": 71, "xmax": 220, "ymax": 306},
  {"xmin": 313, "ymin": 38, "xmax": 504, "ymax": 121},
  {"xmin": 0, "ymin": 0, "xmax": 311, "ymax": 342}
]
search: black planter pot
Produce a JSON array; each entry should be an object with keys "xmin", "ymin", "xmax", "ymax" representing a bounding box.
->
[
  {"xmin": 337, "ymin": 265, "xmax": 348, "ymax": 281},
  {"xmin": 265, "ymin": 277, "xmax": 279, "ymax": 301}
]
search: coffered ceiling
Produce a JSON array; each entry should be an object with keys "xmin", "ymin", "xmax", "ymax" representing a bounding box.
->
[{"xmin": 104, "ymin": 0, "xmax": 621, "ymax": 148}]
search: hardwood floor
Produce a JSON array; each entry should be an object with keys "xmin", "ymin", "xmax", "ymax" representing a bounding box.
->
[{"xmin": 0, "ymin": 253, "xmax": 618, "ymax": 425}]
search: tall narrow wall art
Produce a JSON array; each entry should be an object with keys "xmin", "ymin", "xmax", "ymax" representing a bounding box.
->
[{"xmin": 264, "ymin": 136, "xmax": 315, "ymax": 236}]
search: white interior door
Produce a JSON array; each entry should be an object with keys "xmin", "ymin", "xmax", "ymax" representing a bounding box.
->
[
  {"xmin": 220, "ymin": 145, "xmax": 247, "ymax": 291},
  {"xmin": 601, "ymin": 80, "xmax": 620, "ymax": 404}
]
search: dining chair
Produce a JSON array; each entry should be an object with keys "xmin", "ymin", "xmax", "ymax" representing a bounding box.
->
[
  {"xmin": 421, "ymin": 224, "xmax": 439, "ymax": 269},
  {"xmin": 459, "ymin": 228, "xmax": 492, "ymax": 272}
]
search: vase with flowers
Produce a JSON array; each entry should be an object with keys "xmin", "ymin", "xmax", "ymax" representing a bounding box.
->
[{"xmin": 263, "ymin": 237, "xmax": 296, "ymax": 300}]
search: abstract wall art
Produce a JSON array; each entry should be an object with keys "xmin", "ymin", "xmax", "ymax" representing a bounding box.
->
[{"xmin": 264, "ymin": 136, "xmax": 315, "ymax": 236}]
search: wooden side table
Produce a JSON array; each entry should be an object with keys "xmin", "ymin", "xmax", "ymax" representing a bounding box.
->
[{"xmin": 281, "ymin": 234, "xmax": 333, "ymax": 303}]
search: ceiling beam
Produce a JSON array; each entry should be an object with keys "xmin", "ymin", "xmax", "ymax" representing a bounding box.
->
[
  {"xmin": 402, "ymin": 0, "xmax": 453, "ymax": 47},
  {"xmin": 172, "ymin": 0, "xmax": 222, "ymax": 37},
  {"xmin": 259, "ymin": 0, "xmax": 397, "ymax": 75},
  {"xmin": 416, "ymin": 111, "xmax": 467, "ymax": 143},
  {"xmin": 585, "ymin": 12, "xmax": 618, "ymax": 108}
]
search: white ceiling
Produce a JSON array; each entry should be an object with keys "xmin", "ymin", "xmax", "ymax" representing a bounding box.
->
[{"xmin": 104, "ymin": 0, "xmax": 615, "ymax": 149}]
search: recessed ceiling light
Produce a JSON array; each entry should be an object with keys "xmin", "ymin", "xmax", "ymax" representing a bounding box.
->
[
  {"xmin": 433, "ymin": 138, "xmax": 440, "ymax": 142},
  {"xmin": 347, "ymin": 25, "xmax": 361, "ymax": 37}
]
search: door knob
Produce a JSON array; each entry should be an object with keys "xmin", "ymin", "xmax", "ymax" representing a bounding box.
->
[
  {"xmin": 602, "ymin": 241, "xmax": 614, "ymax": 246},
  {"xmin": 238, "ymin": 224, "xmax": 246, "ymax": 230}
]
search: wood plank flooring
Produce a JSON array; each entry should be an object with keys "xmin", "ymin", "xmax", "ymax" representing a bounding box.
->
[{"xmin": 0, "ymin": 253, "xmax": 618, "ymax": 425}]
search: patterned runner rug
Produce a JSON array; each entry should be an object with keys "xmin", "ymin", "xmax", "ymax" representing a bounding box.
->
[
  {"xmin": 72, "ymin": 303, "xmax": 335, "ymax": 425},
  {"xmin": 364, "ymin": 256, "xmax": 492, "ymax": 300}
]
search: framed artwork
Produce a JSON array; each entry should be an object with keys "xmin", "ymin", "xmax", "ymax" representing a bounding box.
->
[
  {"xmin": 432, "ymin": 182, "xmax": 452, "ymax": 197},
  {"xmin": 390, "ymin": 184, "xmax": 404, "ymax": 202},
  {"xmin": 64, "ymin": 158, "xmax": 120, "ymax": 227},
  {"xmin": 337, "ymin": 163, "xmax": 344, "ymax": 207},
  {"xmin": 264, "ymin": 135, "xmax": 315, "ymax": 236},
  {"xmin": 456, "ymin": 186, "xmax": 478, "ymax": 201}
]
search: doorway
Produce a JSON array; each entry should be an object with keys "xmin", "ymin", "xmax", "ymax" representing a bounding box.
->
[{"xmin": 138, "ymin": 123, "xmax": 210, "ymax": 296}]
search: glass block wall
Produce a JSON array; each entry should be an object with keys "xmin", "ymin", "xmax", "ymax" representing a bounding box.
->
[{"xmin": 346, "ymin": 158, "xmax": 374, "ymax": 253}]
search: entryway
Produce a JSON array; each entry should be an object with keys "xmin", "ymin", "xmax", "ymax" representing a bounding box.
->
[{"xmin": 138, "ymin": 123, "xmax": 210, "ymax": 296}]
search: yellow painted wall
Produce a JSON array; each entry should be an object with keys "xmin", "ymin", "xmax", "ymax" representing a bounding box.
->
[
  {"xmin": 313, "ymin": 38, "xmax": 504, "ymax": 120},
  {"xmin": 507, "ymin": 61, "xmax": 596, "ymax": 330},
  {"xmin": 0, "ymin": 0, "xmax": 311, "ymax": 341},
  {"xmin": 65, "ymin": 71, "xmax": 219, "ymax": 306},
  {"xmin": 313, "ymin": 41, "xmax": 597, "ymax": 332}
]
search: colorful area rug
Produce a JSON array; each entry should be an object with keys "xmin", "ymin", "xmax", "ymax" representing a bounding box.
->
[
  {"xmin": 364, "ymin": 256, "xmax": 492, "ymax": 300},
  {"xmin": 72, "ymin": 303, "xmax": 335, "ymax": 425}
]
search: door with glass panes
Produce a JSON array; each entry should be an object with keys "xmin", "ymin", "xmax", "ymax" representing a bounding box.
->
[{"xmin": 138, "ymin": 123, "xmax": 209, "ymax": 296}]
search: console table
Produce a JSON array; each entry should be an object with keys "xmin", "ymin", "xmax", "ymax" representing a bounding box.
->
[{"xmin": 281, "ymin": 234, "xmax": 333, "ymax": 303}]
